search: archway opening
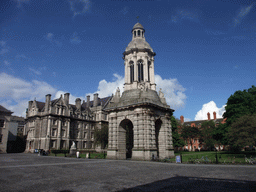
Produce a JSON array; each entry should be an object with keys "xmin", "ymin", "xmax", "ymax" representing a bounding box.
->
[
  {"xmin": 119, "ymin": 119, "xmax": 134, "ymax": 159},
  {"xmin": 155, "ymin": 119, "xmax": 162, "ymax": 158}
]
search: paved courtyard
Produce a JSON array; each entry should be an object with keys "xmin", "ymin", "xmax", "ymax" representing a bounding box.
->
[{"xmin": 0, "ymin": 153, "xmax": 256, "ymax": 192}]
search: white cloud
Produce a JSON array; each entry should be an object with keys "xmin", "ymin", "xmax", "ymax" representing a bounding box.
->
[
  {"xmin": 155, "ymin": 74, "xmax": 186, "ymax": 110},
  {"xmin": 233, "ymin": 4, "xmax": 254, "ymax": 27},
  {"xmin": 29, "ymin": 68, "xmax": 42, "ymax": 75},
  {"xmin": 3, "ymin": 60, "xmax": 10, "ymax": 66},
  {"xmin": 195, "ymin": 101, "xmax": 226, "ymax": 120},
  {"xmin": 0, "ymin": 41, "xmax": 8, "ymax": 55},
  {"xmin": 70, "ymin": 32, "xmax": 81, "ymax": 44},
  {"xmin": 46, "ymin": 33, "xmax": 54, "ymax": 41},
  {"xmin": 69, "ymin": 0, "xmax": 90, "ymax": 17},
  {"xmin": 0, "ymin": 73, "xmax": 57, "ymax": 117},
  {"xmin": 171, "ymin": 9, "xmax": 199, "ymax": 23}
]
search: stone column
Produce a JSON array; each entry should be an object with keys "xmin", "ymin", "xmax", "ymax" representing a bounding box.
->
[
  {"xmin": 67, "ymin": 119, "xmax": 70, "ymax": 139},
  {"xmin": 133, "ymin": 113, "xmax": 139, "ymax": 149},
  {"xmin": 57, "ymin": 119, "xmax": 61, "ymax": 149},
  {"xmin": 112, "ymin": 116, "xmax": 117, "ymax": 149},
  {"xmin": 144, "ymin": 56, "xmax": 149, "ymax": 82},
  {"xmin": 45, "ymin": 117, "xmax": 51, "ymax": 150},
  {"xmin": 133, "ymin": 57, "xmax": 138, "ymax": 82},
  {"xmin": 138, "ymin": 111, "xmax": 144, "ymax": 149},
  {"xmin": 108, "ymin": 117, "xmax": 113, "ymax": 149}
]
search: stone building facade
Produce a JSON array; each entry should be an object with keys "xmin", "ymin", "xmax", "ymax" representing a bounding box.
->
[
  {"xmin": 24, "ymin": 93, "xmax": 111, "ymax": 152},
  {"xmin": 105, "ymin": 23, "xmax": 175, "ymax": 160},
  {"xmin": 0, "ymin": 105, "xmax": 12, "ymax": 153}
]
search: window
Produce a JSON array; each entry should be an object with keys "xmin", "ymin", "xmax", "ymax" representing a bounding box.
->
[
  {"xmin": 61, "ymin": 129, "xmax": 65, "ymax": 137},
  {"xmin": 137, "ymin": 60, "xmax": 144, "ymax": 82},
  {"xmin": 52, "ymin": 129, "xmax": 57, "ymax": 137},
  {"xmin": 134, "ymin": 31, "xmax": 136, "ymax": 37},
  {"xmin": 51, "ymin": 140, "xmax": 56, "ymax": 148},
  {"xmin": 53, "ymin": 120, "xmax": 57, "ymax": 125},
  {"xmin": 91, "ymin": 132, "xmax": 94, "ymax": 139},
  {"xmin": 84, "ymin": 141, "xmax": 87, "ymax": 148},
  {"xmin": 138, "ymin": 30, "xmax": 140, "ymax": 36},
  {"xmin": 0, "ymin": 120, "xmax": 4, "ymax": 128},
  {"xmin": 84, "ymin": 132, "xmax": 87, "ymax": 138},
  {"xmin": 0, "ymin": 133, "xmax": 2, "ymax": 142},
  {"xmin": 130, "ymin": 62, "xmax": 134, "ymax": 83}
]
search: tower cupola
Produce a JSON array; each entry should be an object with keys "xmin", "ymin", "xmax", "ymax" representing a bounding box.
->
[{"xmin": 123, "ymin": 23, "xmax": 156, "ymax": 91}]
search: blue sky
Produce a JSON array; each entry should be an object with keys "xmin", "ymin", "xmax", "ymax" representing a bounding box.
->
[{"xmin": 1, "ymin": 0, "xmax": 256, "ymax": 121}]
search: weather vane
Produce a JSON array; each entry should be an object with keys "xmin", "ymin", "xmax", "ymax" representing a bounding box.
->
[{"xmin": 136, "ymin": 16, "xmax": 139, "ymax": 22}]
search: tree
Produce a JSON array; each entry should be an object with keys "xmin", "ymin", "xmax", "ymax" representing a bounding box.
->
[
  {"xmin": 213, "ymin": 123, "xmax": 228, "ymax": 146},
  {"xmin": 200, "ymin": 120, "xmax": 216, "ymax": 150},
  {"xmin": 94, "ymin": 124, "xmax": 108, "ymax": 149},
  {"xmin": 171, "ymin": 116, "xmax": 185, "ymax": 148},
  {"xmin": 227, "ymin": 114, "xmax": 256, "ymax": 150},
  {"xmin": 180, "ymin": 125, "xmax": 200, "ymax": 151},
  {"xmin": 223, "ymin": 85, "xmax": 256, "ymax": 127}
]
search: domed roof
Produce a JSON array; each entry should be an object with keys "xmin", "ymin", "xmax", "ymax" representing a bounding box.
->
[
  {"xmin": 133, "ymin": 22, "xmax": 144, "ymax": 30},
  {"xmin": 125, "ymin": 38, "xmax": 153, "ymax": 52}
]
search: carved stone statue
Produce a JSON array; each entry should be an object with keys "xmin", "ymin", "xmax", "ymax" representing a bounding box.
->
[{"xmin": 70, "ymin": 141, "xmax": 76, "ymax": 149}]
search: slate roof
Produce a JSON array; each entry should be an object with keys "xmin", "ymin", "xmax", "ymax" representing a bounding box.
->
[
  {"xmin": 0, "ymin": 105, "xmax": 13, "ymax": 114},
  {"xmin": 183, "ymin": 118, "xmax": 224, "ymax": 126},
  {"xmin": 36, "ymin": 101, "xmax": 46, "ymax": 112},
  {"xmin": 35, "ymin": 96, "xmax": 112, "ymax": 112}
]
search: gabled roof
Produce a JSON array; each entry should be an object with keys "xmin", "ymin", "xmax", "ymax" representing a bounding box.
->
[
  {"xmin": 183, "ymin": 118, "xmax": 224, "ymax": 126},
  {"xmin": 0, "ymin": 105, "xmax": 13, "ymax": 114}
]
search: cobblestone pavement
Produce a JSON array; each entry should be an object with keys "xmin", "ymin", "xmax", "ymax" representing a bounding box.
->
[{"xmin": 0, "ymin": 153, "xmax": 256, "ymax": 192}]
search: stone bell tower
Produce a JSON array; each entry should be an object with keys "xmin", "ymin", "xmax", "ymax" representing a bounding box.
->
[
  {"xmin": 124, "ymin": 23, "xmax": 156, "ymax": 91},
  {"xmin": 105, "ymin": 23, "xmax": 175, "ymax": 160}
]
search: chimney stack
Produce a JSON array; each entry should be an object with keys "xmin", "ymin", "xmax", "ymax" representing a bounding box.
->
[
  {"xmin": 93, "ymin": 93, "xmax": 98, "ymax": 107},
  {"xmin": 64, "ymin": 93, "xmax": 70, "ymax": 106},
  {"xmin": 87, "ymin": 95, "xmax": 90, "ymax": 108},
  {"xmin": 207, "ymin": 112, "xmax": 210, "ymax": 120},
  {"xmin": 180, "ymin": 115, "xmax": 184, "ymax": 124},
  {"xmin": 75, "ymin": 98, "xmax": 81, "ymax": 111},
  {"xmin": 45, "ymin": 94, "xmax": 51, "ymax": 112},
  {"xmin": 213, "ymin": 111, "xmax": 216, "ymax": 120}
]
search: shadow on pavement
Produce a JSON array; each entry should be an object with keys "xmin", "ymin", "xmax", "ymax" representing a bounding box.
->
[{"xmin": 117, "ymin": 175, "xmax": 256, "ymax": 192}]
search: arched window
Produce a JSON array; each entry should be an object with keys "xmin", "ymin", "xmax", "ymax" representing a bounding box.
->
[
  {"xmin": 138, "ymin": 30, "xmax": 140, "ymax": 36},
  {"xmin": 134, "ymin": 31, "xmax": 136, "ymax": 37},
  {"xmin": 148, "ymin": 61, "xmax": 151, "ymax": 81},
  {"xmin": 137, "ymin": 60, "xmax": 144, "ymax": 82},
  {"xmin": 130, "ymin": 61, "xmax": 134, "ymax": 83}
]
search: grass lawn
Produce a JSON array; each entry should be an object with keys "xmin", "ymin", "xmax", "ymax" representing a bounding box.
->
[{"xmin": 171, "ymin": 151, "xmax": 256, "ymax": 164}]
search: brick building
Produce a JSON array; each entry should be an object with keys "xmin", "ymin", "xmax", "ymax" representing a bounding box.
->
[{"xmin": 177, "ymin": 112, "xmax": 227, "ymax": 151}]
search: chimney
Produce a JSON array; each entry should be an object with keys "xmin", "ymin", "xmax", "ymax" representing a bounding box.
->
[
  {"xmin": 207, "ymin": 112, "xmax": 210, "ymax": 120},
  {"xmin": 213, "ymin": 111, "xmax": 216, "ymax": 120},
  {"xmin": 180, "ymin": 115, "xmax": 184, "ymax": 124},
  {"xmin": 87, "ymin": 95, "xmax": 90, "ymax": 108},
  {"xmin": 64, "ymin": 93, "xmax": 70, "ymax": 106},
  {"xmin": 45, "ymin": 94, "xmax": 51, "ymax": 112},
  {"xmin": 93, "ymin": 93, "xmax": 98, "ymax": 107},
  {"xmin": 75, "ymin": 98, "xmax": 81, "ymax": 111}
]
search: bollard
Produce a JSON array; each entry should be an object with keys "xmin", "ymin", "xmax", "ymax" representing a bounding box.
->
[{"xmin": 76, "ymin": 151, "xmax": 80, "ymax": 158}]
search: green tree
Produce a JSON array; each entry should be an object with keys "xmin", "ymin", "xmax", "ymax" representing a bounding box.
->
[
  {"xmin": 213, "ymin": 123, "xmax": 228, "ymax": 146},
  {"xmin": 223, "ymin": 85, "xmax": 256, "ymax": 127},
  {"xmin": 200, "ymin": 120, "xmax": 216, "ymax": 150},
  {"xmin": 180, "ymin": 125, "xmax": 200, "ymax": 150},
  {"xmin": 94, "ymin": 124, "xmax": 108, "ymax": 149},
  {"xmin": 171, "ymin": 116, "xmax": 185, "ymax": 148},
  {"xmin": 228, "ymin": 114, "xmax": 256, "ymax": 150}
]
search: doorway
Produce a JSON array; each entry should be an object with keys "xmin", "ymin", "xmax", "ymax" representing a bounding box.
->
[{"xmin": 119, "ymin": 119, "xmax": 134, "ymax": 159}]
